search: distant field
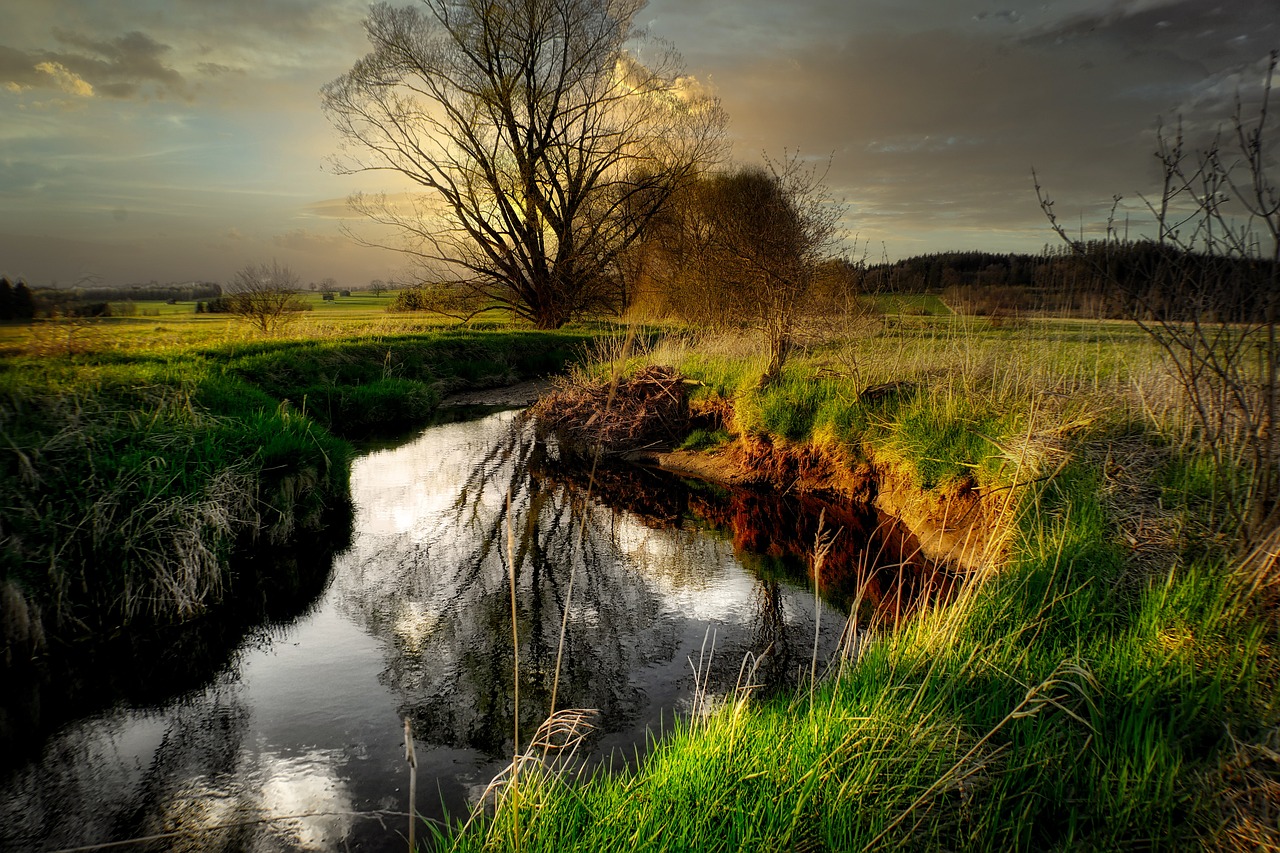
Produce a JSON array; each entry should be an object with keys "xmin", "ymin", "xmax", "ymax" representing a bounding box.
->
[
  {"xmin": 0, "ymin": 289, "xmax": 1168, "ymax": 363},
  {"xmin": 0, "ymin": 291, "xmax": 524, "ymax": 356},
  {"xmin": 865, "ymin": 292, "xmax": 953, "ymax": 316}
]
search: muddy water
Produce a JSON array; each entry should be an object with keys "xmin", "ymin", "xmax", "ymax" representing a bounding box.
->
[{"xmin": 0, "ymin": 410, "xmax": 948, "ymax": 852}]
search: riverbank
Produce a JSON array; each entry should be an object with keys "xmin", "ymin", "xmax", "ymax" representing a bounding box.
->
[
  {"xmin": 453, "ymin": 323, "xmax": 1279, "ymax": 851},
  {"xmin": 648, "ymin": 437, "xmax": 998, "ymax": 573},
  {"xmin": 0, "ymin": 325, "xmax": 596, "ymax": 667}
]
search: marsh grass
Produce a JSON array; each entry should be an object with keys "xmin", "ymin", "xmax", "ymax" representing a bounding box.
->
[
  {"xmin": 0, "ymin": 321, "xmax": 598, "ymax": 659},
  {"xmin": 442, "ymin": 315, "xmax": 1278, "ymax": 851}
]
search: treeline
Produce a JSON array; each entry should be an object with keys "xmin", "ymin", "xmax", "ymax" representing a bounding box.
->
[
  {"xmin": 70, "ymin": 282, "xmax": 222, "ymax": 303},
  {"xmin": 0, "ymin": 280, "xmax": 224, "ymax": 321},
  {"xmin": 861, "ymin": 243, "xmax": 1279, "ymax": 321},
  {"xmin": 0, "ymin": 278, "xmax": 37, "ymax": 322}
]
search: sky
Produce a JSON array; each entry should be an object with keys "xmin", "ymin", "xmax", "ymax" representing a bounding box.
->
[{"xmin": 0, "ymin": 0, "xmax": 1275, "ymax": 289}]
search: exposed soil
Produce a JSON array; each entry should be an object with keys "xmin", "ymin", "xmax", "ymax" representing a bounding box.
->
[
  {"xmin": 647, "ymin": 438, "xmax": 1001, "ymax": 573},
  {"xmin": 528, "ymin": 369, "xmax": 1006, "ymax": 572}
]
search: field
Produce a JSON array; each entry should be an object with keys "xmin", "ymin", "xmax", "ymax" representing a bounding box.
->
[
  {"xmin": 443, "ymin": 313, "xmax": 1279, "ymax": 851},
  {"xmin": 0, "ymin": 301, "xmax": 593, "ymax": 661},
  {"xmin": 1, "ymin": 300, "xmax": 1276, "ymax": 850}
]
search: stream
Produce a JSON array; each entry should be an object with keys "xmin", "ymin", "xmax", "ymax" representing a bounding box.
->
[{"xmin": 0, "ymin": 409, "xmax": 949, "ymax": 852}]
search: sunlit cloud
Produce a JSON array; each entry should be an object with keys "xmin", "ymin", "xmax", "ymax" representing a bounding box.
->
[
  {"xmin": 35, "ymin": 61, "xmax": 94, "ymax": 96},
  {"xmin": 0, "ymin": 0, "xmax": 1271, "ymax": 286}
]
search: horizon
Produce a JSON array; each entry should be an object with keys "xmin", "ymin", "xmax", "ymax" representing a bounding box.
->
[{"xmin": 1, "ymin": 0, "xmax": 1274, "ymax": 289}]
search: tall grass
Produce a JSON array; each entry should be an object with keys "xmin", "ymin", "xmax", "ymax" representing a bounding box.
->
[
  {"xmin": 443, "ymin": 315, "xmax": 1277, "ymax": 851},
  {"xmin": 0, "ymin": 323, "xmax": 598, "ymax": 662}
]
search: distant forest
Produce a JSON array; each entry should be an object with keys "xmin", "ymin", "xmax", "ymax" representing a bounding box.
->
[
  {"xmin": 860, "ymin": 243, "xmax": 1278, "ymax": 322},
  {"xmin": 0, "ymin": 280, "xmax": 223, "ymax": 320},
  {"xmin": 3, "ymin": 244, "xmax": 1276, "ymax": 324}
]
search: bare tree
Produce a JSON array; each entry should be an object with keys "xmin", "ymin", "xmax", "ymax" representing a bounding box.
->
[
  {"xmin": 1037, "ymin": 51, "xmax": 1280, "ymax": 553},
  {"xmin": 322, "ymin": 0, "xmax": 727, "ymax": 329},
  {"xmin": 658, "ymin": 155, "xmax": 847, "ymax": 386},
  {"xmin": 229, "ymin": 261, "xmax": 307, "ymax": 334}
]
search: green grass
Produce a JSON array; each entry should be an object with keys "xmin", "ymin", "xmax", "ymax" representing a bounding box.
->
[
  {"xmin": 438, "ymin": 316, "xmax": 1278, "ymax": 851},
  {"xmin": 0, "ymin": 319, "xmax": 599, "ymax": 653},
  {"xmin": 866, "ymin": 292, "xmax": 954, "ymax": 316}
]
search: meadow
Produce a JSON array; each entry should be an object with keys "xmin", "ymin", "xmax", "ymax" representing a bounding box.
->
[
  {"xmin": 443, "ymin": 312, "xmax": 1279, "ymax": 851},
  {"xmin": 1, "ymin": 296, "xmax": 1275, "ymax": 850},
  {"xmin": 0, "ymin": 296, "xmax": 590, "ymax": 662}
]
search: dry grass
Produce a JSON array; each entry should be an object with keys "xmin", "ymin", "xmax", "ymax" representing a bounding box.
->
[{"xmin": 532, "ymin": 364, "xmax": 691, "ymax": 455}]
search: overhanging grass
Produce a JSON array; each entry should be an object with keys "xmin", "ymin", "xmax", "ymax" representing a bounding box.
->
[
  {"xmin": 444, "ymin": 319, "xmax": 1276, "ymax": 851},
  {"xmin": 448, "ymin": 456, "xmax": 1274, "ymax": 851},
  {"xmin": 0, "ymin": 324, "xmax": 599, "ymax": 652}
]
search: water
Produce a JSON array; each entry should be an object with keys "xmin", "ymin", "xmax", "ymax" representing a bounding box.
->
[{"xmin": 0, "ymin": 410, "xmax": 947, "ymax": 852}]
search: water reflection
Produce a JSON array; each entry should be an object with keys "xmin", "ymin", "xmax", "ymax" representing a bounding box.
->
[
  {"xmin": 0, "ymin": 409, "xmax": 951, "ymax": 852},
  {"xmin": 0, "ymin": 535, "xmax": 346, "ymax": 781},
  {"xmin": 336, "ymin": 411, "xmax": 952, "ymax": 761}
]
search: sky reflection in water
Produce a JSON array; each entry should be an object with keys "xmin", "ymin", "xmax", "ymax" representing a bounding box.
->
[{"xmin": 0, "ymin": 410, "xmax": 946, "ymax": 851}]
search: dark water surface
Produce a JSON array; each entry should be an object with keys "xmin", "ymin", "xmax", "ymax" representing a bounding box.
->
[{"xmin": 0, "ymin": 410, "xmax": 948, "ymax": 852}]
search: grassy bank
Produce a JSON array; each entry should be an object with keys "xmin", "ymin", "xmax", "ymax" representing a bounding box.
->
[
  {"xmin": 447, "ymin": 317, "xmax": 1279, "ymax": 850},
  {"xmin": 0, "ymin": 321, "xmax": 595, "ymax": 664}
]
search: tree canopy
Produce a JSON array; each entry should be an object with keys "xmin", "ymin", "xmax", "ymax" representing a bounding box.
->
[{"xmin": 323, "ymin": 0, "xmax": 726, "ymax": 328}]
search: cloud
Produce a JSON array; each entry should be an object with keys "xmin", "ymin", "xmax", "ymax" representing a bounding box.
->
[
  {"xmin": 973, "ymin": 10, "xmax": 1021, "ymax": 24},
  {"xmin": 273, "ymin": 227, "xmax": 349, "ymax": 251},
  {"xmin": 1023, "ymin": 0, "xmax": 1277, "ymax": 65},
  {"xmin": 196, "ymin": 62, "xmax": 244, "ymax": 77},
  {"xmin": 35, "ymin": 61, "xmax": 93, "ymax": 96},
  {"xmin": 0, "ymin": 29, "xmax": 187, "ymax": 100}
]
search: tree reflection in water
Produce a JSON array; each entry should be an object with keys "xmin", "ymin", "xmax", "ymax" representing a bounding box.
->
[
  {"xmin": 334, "ymin": 411, "xmax": 955, "ymax": 761},
  {"xmin": 0, "ymin": 409, "xmax": 957, "ymax": 852}
]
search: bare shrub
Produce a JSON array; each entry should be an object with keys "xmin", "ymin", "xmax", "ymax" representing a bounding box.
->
[
  {"xmin": 649, "ymin": 153, "xmax": 849, "ymax": 386},
  {"xmin": 1037, "ymin": 51, "xmax": 1280, "ymax": 552},
  {"xmin": 228, "ymin": 261, "xmax": 307, "ymax": 334}
]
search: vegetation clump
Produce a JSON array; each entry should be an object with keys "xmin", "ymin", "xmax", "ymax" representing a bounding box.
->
[{"xmin": 532, "ymin": 364, "xmax": 690, "ymax": 455}]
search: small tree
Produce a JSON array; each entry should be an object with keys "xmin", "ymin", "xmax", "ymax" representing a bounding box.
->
[
  {"xmin": 229, "ymin": 262, "xmax": 307, "ymax": 334},
  {"xmin": 658, "ymin": 155, "xmax": 846, "ymax": 386},
  {"xmin": 0, "ymin": 278, "xmax": 13, "ymax": 321},
  {"xmin": 11, "ymin": 281, "xmax": 36, "ymax": 321},
  {"xmin": 369, "ymin": 279, "xmax": 387, "ymax": 297}
]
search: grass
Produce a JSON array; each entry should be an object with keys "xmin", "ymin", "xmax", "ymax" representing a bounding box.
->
[
  {"xmin": 0, "ymin": 310, "xmax": 599, "ymax": 659},
  {"xmin": 439, "ymin": 313, "xmax": 1279, "ymax": 851}
]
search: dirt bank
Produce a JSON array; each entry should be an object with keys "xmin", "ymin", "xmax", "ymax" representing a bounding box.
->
[
  {"xmin": 531, "ymin": 369, "xmax": 1006, "ymax": 573},
  {"xmin": 646, "ymin": 437, "xmax": 1004, "ymax": 573}
]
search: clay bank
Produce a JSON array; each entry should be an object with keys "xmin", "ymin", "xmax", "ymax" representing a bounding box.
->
[{"xmin": 533, "ymin": 365, "xmax": 1010, "ymax": 576}]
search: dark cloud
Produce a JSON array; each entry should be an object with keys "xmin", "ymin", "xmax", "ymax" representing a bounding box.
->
[
  {"xmin": 1024, "ymin": 0, "xmax": 1278, "ymax": 66},
  {"xmin": 648, "ymin": 0, "xmax": 1275, "ymax": 254},
  {"xmin": 0, "ymin": 28, "xmax": 187, "ymax": 99},
  {"xmin": 196, "ymin": 62, "xmax": 245, "ymax": 77},
  {"xmin": 973, "ymin": 10, "xmax": 1021, "ymax": 24},
  {"xmin": 50, "ymin": 28, "xmax": 187, "ymax": 98}
]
